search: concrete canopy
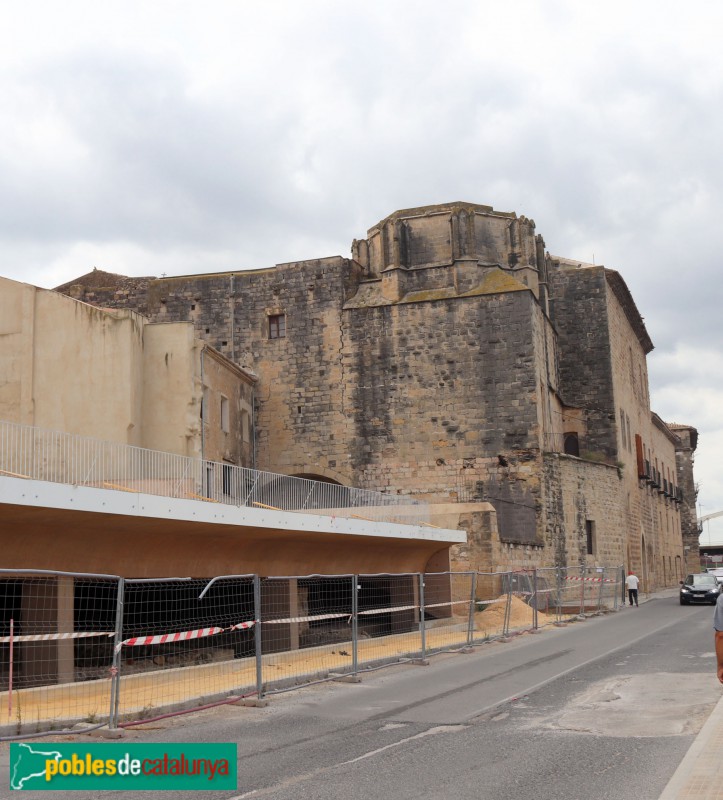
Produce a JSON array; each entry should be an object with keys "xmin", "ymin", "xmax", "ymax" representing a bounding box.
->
[{"xmin": 0, "ymin": 477, "xmax": 465, "ymax": 578}]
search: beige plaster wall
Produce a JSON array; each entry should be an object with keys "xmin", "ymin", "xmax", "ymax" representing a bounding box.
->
[
  {"xmin": 0, "ymin": 277, "xmax": 145, "ymax": 444},
  {"xmin": 201, "ymin": 346, "xmax": 255, "ymax": 467},
  {"xmin": 141, "ymin": 323, "xmax": 200, "ymax": 457},
  {"xmin": 0, "ymin": 277, "xmax": 253, "ymax": 467}
]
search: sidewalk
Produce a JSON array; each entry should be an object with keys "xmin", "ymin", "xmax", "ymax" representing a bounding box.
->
[
  {"xmin": 646, "ymin": 586, "xmax": 723, "ymax": 799},
  {"xmin": 659, "ymin": 692, "xmax": 723, "ymax": 799}
]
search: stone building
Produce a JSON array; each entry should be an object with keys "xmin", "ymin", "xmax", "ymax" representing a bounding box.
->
[{"xmin": 56, "ymin": 202, "xmax": 699, "ymax": 589}]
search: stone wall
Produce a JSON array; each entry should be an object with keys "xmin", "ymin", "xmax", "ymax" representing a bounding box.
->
[
  {"xmin": 547, "ymin": 262, "xmax": 617, "ymax": 461},
  {"xmin": 50, "ymin": 202, "xmax": 699, "ymax": 586},
  {"xmin": 542, "ymin": 453, "xmax": 626, "ymax": 569},
  {"xmin": 670, "ymin": 425, "xmax": 700, "ymax": 572}
]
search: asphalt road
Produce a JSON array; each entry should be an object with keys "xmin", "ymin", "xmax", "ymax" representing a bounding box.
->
[{"xmin": 2, "ymin": 594, "xmax": 721, "ymax": 799}]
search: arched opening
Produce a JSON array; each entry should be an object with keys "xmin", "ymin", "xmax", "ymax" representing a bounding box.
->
[
  {"xmin": 564, "ymin": 432, "xmax": 580, "ymax": 457},
  {"xmin": 289, "ymin": 473, "xmax": 342, "ymax": 486}
]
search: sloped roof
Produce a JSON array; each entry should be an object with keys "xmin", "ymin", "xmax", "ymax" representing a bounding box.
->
[
  {"xmin": 604, "ymin": 269, "xmax": 654, "ymax": 354},
  {"xmin": 54, "ymin": 268, "xmax": 154, "ymax": 293}
]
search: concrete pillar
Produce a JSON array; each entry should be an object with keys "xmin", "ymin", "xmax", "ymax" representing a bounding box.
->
[
  {"xmin": 390, "ymin": 576, "xmax": 416, "ymax": 633},
  {"xmin": 20, "ymin": 577, "xmax": 74, "ymax": 687},
  {"xmin": 259, "ymin": 579, "xmax": 306, "ymax": 655}
]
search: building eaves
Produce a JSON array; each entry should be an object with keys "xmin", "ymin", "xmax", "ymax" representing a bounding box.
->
[
  {"xmin": 651, "ymin": 412, "xmax": 682, "ymax": 446},
  {"xmin": 668, "ymin": 423, "xmax": 699, "ymax": 451},
  {"xmin": 604, "ymin": 269, "xmax": 654, "ymax": 354},
  {"xmin": 202, "ymin": 343, "xmax": 258, "ymax": 384}
]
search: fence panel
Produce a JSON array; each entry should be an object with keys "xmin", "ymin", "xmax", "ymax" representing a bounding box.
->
[
  {"xmin": 114, "ymin": 576, "xmax": 256, "ymax": 723},
  {"xmin": 0, "ymin": 563, "xmax": 629, "ymax": 735},
  {"xmin": 599, "ymin": 567, "xmax": 622, "ymax": 612},
  {"xmin": 356, "ymin": 574, "xmax": 422, "ymax": 670},
  {"xmin": 550, "ymin": 566, "xmax": 585, "ymax": 623},
  {"xmin": 500, "ymin": 570, "xmax": 554, "ymax": 635},
  {"xmin": 469, "ymin": 572, "xmax": 512, "ymax": 643},
  {"xmin": 422, "ymin": 572, "xmax": 476, "ymax": 654},
  {"xmin": 0, "ymin": 572, "xmax": 119, "ymax": 739},
  {"xmin": 259, "ymin": 576, "xmax": 354, "ymax": 693}
]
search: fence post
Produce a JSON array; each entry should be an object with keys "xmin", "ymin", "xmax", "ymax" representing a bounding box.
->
[
  {"xmin": 8, "ymin": 618, "xmax": 13, "ymax": 723},
  {"xmin": 418, "ymin": 573, "xmax": 426, "ymax": 661},
  {"xmin": 253, "ymin": 575, "xmax": 263, "ymax": 699},
  {"xmin": 466, "ymin": 572, "xmax": 477, "ymax": 647},
  {"xmin": 556, "ymin": 566, "xmax": 563, "ymax": 625},
  {"xmin": 580, "ymin": 564, "xmax": 585, "ymax": 616},
  {"xmin": 596, "ymin": 570, "xmax": 605, "ymax": 612},
  {"xmin": 503, "ymin": 572, "xmax": 512, "ymax": 637},
  {"xmin": 351, "ymin": 575, "xmax": 358, "ymax": 676},
  {"xmin": 109, "ymin": 577, "xmax": 125, "ymax": 730},
  {"xmin": 613, "ymin": 566, "xmax": 619, "ymax": 610},
  {"xmin": 532, "ymin": 569, "xmax": 538, "ymax": 630}
]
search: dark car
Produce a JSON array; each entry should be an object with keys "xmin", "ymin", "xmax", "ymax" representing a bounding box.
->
[{"xmin": 680, "ymin": 573, "xmax": 722, "ymax": 605}]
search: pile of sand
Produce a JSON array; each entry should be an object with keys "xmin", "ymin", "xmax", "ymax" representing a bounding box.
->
[{"xmin": 475, "ymin": 594, "xmax": 552, "ymax": 637}]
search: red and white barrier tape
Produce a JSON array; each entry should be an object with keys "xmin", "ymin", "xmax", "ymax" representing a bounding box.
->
[
  {"xmin": 0, "ymin": 631, "xmax": 113, "ymax": 643},
  {"xmin": 565, "ymin": 577, "xmax": 615, "ymax": 583},
  {"xmin": 118, "ymin": 626, "xmax": 224, "ymax": 650},
  {"xmin": 228, "ymin": 621, "xmax": 256, "ymax": 631},
  {"xmin": 264, "ymin": 612, "xmax": 349, "ymax": 625},
  {"xmin": 116, "ymin": 620, "xmax": 256, "ymax": 652},
  {"xmin": 358, "ymin": 604, "xmax": 417, "ymax": 616}
]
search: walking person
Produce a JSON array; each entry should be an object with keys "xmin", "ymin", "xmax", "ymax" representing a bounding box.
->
[
  {"xmin": 715, "ymin": 592, "xmax": 723, "ymax": 684},
  {"xmin": 626, "ymin": 571, "xmax": 639, "ymax": 607}
]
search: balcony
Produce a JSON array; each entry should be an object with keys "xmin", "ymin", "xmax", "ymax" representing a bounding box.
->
[{"xmin": 0, "ymin": 419, "xmax": 428, "ymax": 527}]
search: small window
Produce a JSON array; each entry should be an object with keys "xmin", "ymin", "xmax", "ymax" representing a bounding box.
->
[
  {"xmin": 269, "ymin": 314, "xmax": 286, "ymax": 339},
  {"xmin": 220, "ymin": 396, "xmax": 229, "ymax": 433},
  {"xmin": 586, "ymin": 520, "xmax": 595, "ymax": 555}
]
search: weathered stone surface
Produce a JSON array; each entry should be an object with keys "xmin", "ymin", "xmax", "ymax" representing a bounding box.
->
[{"xmin": 56, "ymin": 203, "xmax": 699, "ymax": 588}]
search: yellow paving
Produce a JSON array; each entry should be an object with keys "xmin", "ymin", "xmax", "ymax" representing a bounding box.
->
[{"xmin": 0, "ymin": 622, "xmax": 479, "ymax": 730}]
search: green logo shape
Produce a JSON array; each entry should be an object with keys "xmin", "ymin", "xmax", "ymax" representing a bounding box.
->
[{"xmin": 10, "ymin": 742, "xmax": 237, "ymax": 791}]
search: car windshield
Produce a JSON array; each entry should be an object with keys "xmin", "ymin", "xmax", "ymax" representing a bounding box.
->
[{"xmin": 688, "ymin": 575, "xmax": 717, "ymax": 586}]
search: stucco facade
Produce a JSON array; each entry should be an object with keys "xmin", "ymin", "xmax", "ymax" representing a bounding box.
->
[
  {"xmin": 0, "ymin": 275, "xmax": 255, "ymax": 465},
  {"xmin": 55, "ymin": 202, "xmax": 699, "ymax": 588}
]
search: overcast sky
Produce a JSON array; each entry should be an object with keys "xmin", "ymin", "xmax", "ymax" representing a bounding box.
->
[{"xmin": 2, "ymin": 1, "xmax": 722, "ymax": 545}]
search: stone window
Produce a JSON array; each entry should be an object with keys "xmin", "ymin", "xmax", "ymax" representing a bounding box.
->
[
  {"xmin": 220, "ymin": 396, "xmax": 229, "ymax": 433},
  {"xmin": 626, "ymin": 414, "xmax": 632, "ymax": 453},
  {"xmin": 564, "ymin": 432, "xmax": 580, "ymax": 457},
  {"xmin": 268, "ymin": 313, "xmax": 286, "ymax": 339},
  {"xmin": 586, "ymin": 520, "xmax": 596, "ymax": 555}
]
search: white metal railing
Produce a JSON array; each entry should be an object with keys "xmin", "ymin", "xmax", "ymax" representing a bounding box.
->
[{"xmin": 0, "ymin": 419, "xmax": 429, "ymax": 526}]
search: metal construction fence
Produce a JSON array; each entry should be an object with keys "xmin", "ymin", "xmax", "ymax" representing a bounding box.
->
[
  {"xmin": 0, "ymin": 419, "xmax": 426, "ymax": 525},
  {"xmin": 0, "ymin": 566, "xmax": 623, "ymax": 739}
]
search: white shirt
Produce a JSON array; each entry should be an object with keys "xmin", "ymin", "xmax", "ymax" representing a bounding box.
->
[
  {"xmin": 626, "ymin": 574, "xmax": 639, "ymax": 590},
  {"xmin": 714, "ymin": 594, "xmax": 723, "ymax": 631}
]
